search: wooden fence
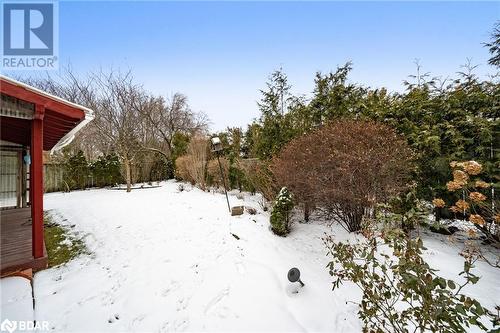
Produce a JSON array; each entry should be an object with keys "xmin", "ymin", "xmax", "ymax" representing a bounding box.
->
[
  {"xmin": 43, "ymin": 164, "xmax": 65, "ymax": 193},
  {"xmin": 43, "ymin": 161, "xmax": 168, "ymax": 193}
]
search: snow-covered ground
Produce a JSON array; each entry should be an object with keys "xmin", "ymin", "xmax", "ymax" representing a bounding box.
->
[
  {"xmin": 1, "ymin": 277, "xmax": 33, "ymax": 323},
  {"xmin": 2, "ymin": 181, "xmax": 498, "ymax": 332}
]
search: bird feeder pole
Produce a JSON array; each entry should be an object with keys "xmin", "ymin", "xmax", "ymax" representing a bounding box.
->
[{"xmin": 211, "ymin": 137, "xmax": 231, "ymax": 213}]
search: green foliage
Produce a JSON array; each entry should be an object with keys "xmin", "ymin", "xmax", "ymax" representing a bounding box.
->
[
  {"xmin": 63, "ymin": 151, "xmax": 171, "ymax": 190},
  {"xmin": 90, "ymin": 154, "xmax": 122, "ymax": 187},
  {"xmin": 63, "ymin": 150, "xmax": 89, "ymax": 190},
  {"xmin": 384, "ymin": 186, "xmax": 430, "ymax": 232},
  {"xmin": 209, "ymin": 127, "xmax": 255, "ymax": 192},
  {"xmin": 171, "ymin": 132, "xmax": 190, "ymax": 162},
  {"xmin": 270, "ymin": 187, "xmax": 293, "ymax": 236},
  {"xmin": 242, "ymin": 123, "xmax": 261, "ymax": 158},
  {"xmin": 245, "ymin": 63, "xmax": 499, "ymax": 204},
  {"xmin": 227, "ymin": 165, "xmax": 245, "ymax": 190},
  {"xmin": 253, "ymin": 68, "xmax": 297, "ymax": 159},
  {"xmin": 484, "ymin": 21, "xmax": 500, "ymax": 67},
  {"xmin": 258, "ymin": 67, "xmax": 292, "ymax": 118},
  {"xmin": 44, "ymin": 212, "xmax": 88, "ymax": 268},
  {"xmin": 325, "ymin": 231, "xmax": 498, "ymax": 333},
  {"xmin": 150, "ymin": 157, "xmax": 173, "ymax": 181},
  {"xmin": 309, "ymin": 62, "xmax": 366, "ymax": 122}
]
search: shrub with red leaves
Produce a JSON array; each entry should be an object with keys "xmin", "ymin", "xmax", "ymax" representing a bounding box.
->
[{"xmin": 271, "ymin": 119, "xmax": 414, "ymax": 232}]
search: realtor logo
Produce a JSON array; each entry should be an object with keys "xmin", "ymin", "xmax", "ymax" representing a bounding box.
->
[
  {"xmin": 0, "ymin": 319, "xmax": 16, "ymax": 333},
  {"xmin": 1, "ymin": 1, "xmax": 58, "ymax": 69},
  {"xmin": 0, "ymin": 319, "xmax": 50, "ymax": 332}
]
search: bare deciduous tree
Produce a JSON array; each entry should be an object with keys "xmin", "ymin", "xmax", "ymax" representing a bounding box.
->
[
  {"xmin": 140, "ymin": 93, "xmax": 209, "ymax": 157},
  {"xmin": 88, "ymin": 70, "xmax": 152, "ymax": 192},
  {"xmin": 16, "ymin": 68, "xmax": 210, "ymax": 192}
]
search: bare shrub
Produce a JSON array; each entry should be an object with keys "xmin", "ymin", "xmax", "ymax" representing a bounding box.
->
[
  {"xmin": 207, "ymin": 158, "xmax": 229, "ymax": 189},
  {"xmin": 185, "ymin": 137, "xmax": 209, "ymax": 189},
  {"xmin": 238, "ymin": 158, "xmax": 278, "ymax": 201},
  {"xmin": 271, "ymin": 119, "xmax": 414, "ymax": 232},
  {"xmin": 174, "ymin": 155, "xmax": 193, "ymax": 183}
]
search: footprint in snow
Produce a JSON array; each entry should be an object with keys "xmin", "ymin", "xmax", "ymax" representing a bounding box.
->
[
  {"xmin": 204, "ymin": 287, "xmax": 230, "ymax": 315},
  {"xmin": 159, "ymin": 321, "xmax": 170, "ymax": 332},
  {"xmin": 174, "ymin": 318, "xmax": 189, "ymax": 331},
  {"xmin": 131, "ymin": 314, "xmax": 146, "ymax": 327},
  {"xmin": 161, "ymin": 287, "xmax": 171, "ymax": 297},
  {"xmin": 176, "ymin": 297, "xmax": 189, "ymax": 311},
  {"xmin": 108, "ymin": 313, "xmax": 120, "ymax": 323}
]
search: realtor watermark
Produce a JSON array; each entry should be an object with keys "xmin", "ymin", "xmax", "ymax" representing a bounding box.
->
[
  {"xmin": 0, "ymin": 319, "xmax": 49, "ymax": 333},
  {"xmin": 1, "ymin": 0, "xmax": 58, "ymax": 70}
]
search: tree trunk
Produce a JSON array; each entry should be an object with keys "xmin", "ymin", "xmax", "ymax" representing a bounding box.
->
[{"xmin": 125, "ymin": 158, "xmax": 132, "ymax": 192}]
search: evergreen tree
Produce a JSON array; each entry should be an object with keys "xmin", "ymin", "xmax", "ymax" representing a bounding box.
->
[
  {"xmin": 171, "ymin": 132, "xmax": 190, "ymax": 163},
  {"xmin": 484, "ymin": 21, "xmax": 500, "ymax": 67},
  {"xmin": 245, "ymin": 60, "xmax": 498, "ymax": 204},
  {"xmin": 309, "ymin": 62, "xmax": 365, "ymax": 124},
  {"xmin": 254, "ymin": 68, "xmax": 295, "ymax": 159},
  {"xmin": 270, "ymin": 187, "xmax": 293, "ymax": 236},
  {"xmin": 90, "ymin": 153, "xmax": 123, "ymax": 187},
  {"xmin": 64, "ymin": 150, "xmax": 89, "ymax": 190}
]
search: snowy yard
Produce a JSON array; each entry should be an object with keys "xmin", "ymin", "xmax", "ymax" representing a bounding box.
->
[{"xmin": 2, "ymin": 181, "xmax": 499, "ymax": 332}]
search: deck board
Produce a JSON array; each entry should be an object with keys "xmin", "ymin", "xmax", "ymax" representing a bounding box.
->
[{"xmin": 0, "ymin": 208, "xmax": 37, "ymax": 275}]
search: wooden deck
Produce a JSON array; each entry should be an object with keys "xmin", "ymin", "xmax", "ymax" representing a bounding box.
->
[{"xmin": 0, "ymin": 208, "xmax": 47, "ymax": 276}]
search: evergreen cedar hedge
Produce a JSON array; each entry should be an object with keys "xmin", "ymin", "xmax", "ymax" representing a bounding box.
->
[
  {"xmin": 244, "ymin": 63, "xmax": 499, "ymax": 207},
  {"xmin": 62, "ymin": 151, "xmax": 171, "ymax": 190}
]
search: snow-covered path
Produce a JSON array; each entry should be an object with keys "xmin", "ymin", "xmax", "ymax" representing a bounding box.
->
[
  {"xmin": 34, "ymin": 181, "xmax": 361, "ymax": 332},
  {"xmin": 26, "ymin": 181, "xmax": 498, "ymax": 332}
]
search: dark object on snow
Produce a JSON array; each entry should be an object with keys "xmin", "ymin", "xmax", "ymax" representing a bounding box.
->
[
  {"xmin": 288, "ymin": 267, "xmax": 305, "ymax": 287},
  {"xmin": 231, "ymin": 206, "xmax": 244, "ymax": 216},
  {"xmin": 430, "ymin": 225, "xmax": 459, "ymax": 235},
  {"xmin": 246, "ymin": 207, "xmax": 257, "ymax": 215},
  {"xmin": 231, "ymin": 233, "xmax": 240, "ymax": 240}
]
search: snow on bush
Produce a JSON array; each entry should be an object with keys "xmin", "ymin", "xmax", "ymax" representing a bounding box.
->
[{"xmin": 270, "ymin": 187, "xmax": 293, "ymax": 235}]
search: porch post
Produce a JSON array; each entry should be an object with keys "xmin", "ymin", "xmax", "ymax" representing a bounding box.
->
[{"xmin": 31, "ymin": 104, "xmax": 44, "ymax": 259}]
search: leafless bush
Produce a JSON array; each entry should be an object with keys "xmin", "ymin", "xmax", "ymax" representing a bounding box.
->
[
  {"xmin": 238, "ymin": 158, "xmax": 278, "ymax": 201},
  {"xmin": 174, "ymin": 155, "xmax": 193, "ymax": 183},
  {"xmin": 184, "ymin": 137, "xmax": 209, "ymax": 189},
  {"xmin": 207, "ymin": 158, "xmax": 229, "ymax": 189},
  {"xmin": 271, "ymin": 119, "xmax": 414, "ymax": 232}
]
